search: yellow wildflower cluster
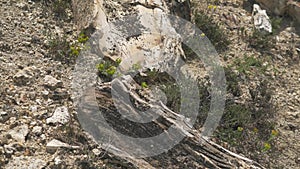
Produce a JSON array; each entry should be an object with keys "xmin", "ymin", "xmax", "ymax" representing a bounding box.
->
[{"xmin": 208, "ymin": 4, "xmax": 217, "ymax": 10}]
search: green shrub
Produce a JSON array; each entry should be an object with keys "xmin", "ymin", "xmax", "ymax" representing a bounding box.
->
[
  {"xmin": 96, "ymin": 58, "xmax": 122, "ymax": 80},
  {"xmin": 231, "ymin": 55, "xmax": 267, "ymax": 76},
  {"xmin": 47, "ymin": 32, "xmax": 89, "ymax": 63},
  {"xmin": 271, "ymin": 17, "xmax": 282, "ymax": 33},
  {"xmin": 47, "ymin": 34, "xmax": 70, "ymax": 61},
  {"xmin": 194, "ymin": 12, "xmax": 230, "ymax": 52}
]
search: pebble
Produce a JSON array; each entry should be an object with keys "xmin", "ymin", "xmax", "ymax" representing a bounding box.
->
[
  {"xmin": 54, "ymin": 156, "xmax": 62, "ymax": 165},
  {"xmin": 13, "ymin": 66, "xmax": 36, "ymax": 86},
  {"xmin": 92, "ymin": 148, "xmax": 101, "ymax": 156},
  {"xmin": 32, "ymin": 126, "xmax": 42, "ymax": 135},
  {"xmin": 46, "ymin": 139, "xmax": 70, "ymax": 154},
  {"xmin": 4, "ymin": 144, "xmax": 15, "ymax": 156},
  {"xmin": 8, "ymin": 124, "xmax": 29, "ymax": 143},
  {"xmin": 46, "ymin": 139, "xmax": 79, "ymax": 154},
  {"xmin": 44, "ymin": 75, "xmax": 63, "ymax": 90},
  {"xmin": 0, "ymin": 111, "xmax": 9, "ymax": 123},
  {"xmin": 46, "ymin": 106, "xmax": 70, "ymax": 125}
]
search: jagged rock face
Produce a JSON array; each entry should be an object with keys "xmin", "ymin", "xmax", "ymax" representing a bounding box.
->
[
  {"xmin": 71, "ymin": 0, "xmax": 194, "ymax": 106},
  {"xmin": 72, "ymin": 0, "xmax": 192, "ymax": 30}
]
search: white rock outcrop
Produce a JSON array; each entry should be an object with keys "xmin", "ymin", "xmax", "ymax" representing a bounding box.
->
[{"xmin": 252, "ymin": 4, "xmax": 272, "ymax": 33}]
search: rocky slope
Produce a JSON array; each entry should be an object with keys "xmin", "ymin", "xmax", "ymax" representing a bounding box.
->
[{"xmin": 0, "ymin": 0, "xmax": 299, "ymax": 168}]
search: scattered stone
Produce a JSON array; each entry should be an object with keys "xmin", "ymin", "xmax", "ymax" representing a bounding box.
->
[
  {"xmin": 49, "ymin": 88, "xmax": 70, "ymax": 100},
  {"xmin": 4, "ymin": 144, "xmax": 16, "ymax": 156},
  {"xmin": 0, "ymin": 135, "xmax": 9, "ymax": 146},
  {"xmin": 0, "ymin": 111, "xmax": 10, "ymax": 123},
  {"xmin": 46, "ymin": 139, "xmax": 70, "ymax": 154},
  {"xmin": 8, "ymin": 124, "xmax": 29, "ymax": 143},
  {"xmin": 13, "ymin": 66, "xmax": 35, "ymax": 85},
  {"xmin": 252, "ymin": 4, "xmax": 272, "ymax": 33},
  {"xmin": 40, "ymin": 134, "xmax": 46, "ymax": 141},
  {"xmin": 42, "ymin": 90, "xmax": 49, "ymax": 99},
  {"xmin": 54, "ymin": 156, "xmax": 62, "ymax": 165},
  {"xmin": 0, "ymin": 0, "xmax": 299, "ymax": 168},
  {"xmin": 32, "ymin": 126, "xmax": 42, "ymax": 135},
  {"xmin": 46, "ymin": 106, "xmax": 70, "ymax": 125},
  {"xmin": 92, "ymin": 148, "xmax": 101, "ymax": 156},
  {"xmin": 44, "ymin": 75, "xmax": 63, "ymax": 90},
  {"xmin": 30, "ymin": 105, "xmax": 38, "ymax": 113},
  {"xmin": 286, "ymin": 111, "xmax": 299, "ymax": 118},
  {"xmin": 5, "ymin": 156, "xmax": 46, "ymax": 169},
  {"xmin": 46, "ymin": 139, "xmax": 79, "ymax": 154}
]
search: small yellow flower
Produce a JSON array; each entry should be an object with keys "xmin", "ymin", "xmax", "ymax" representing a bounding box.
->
[
  {"xmin": 271, "ymin": 130, "xmax": 278, "ymax": 136},
  {"xmin": 263, "ymin": 142, "xmax": 271, "ymax": 151},
  {"xmin": 200, "ymin": 33, "xmax": 205, "ymax": 37},
  {"xmin": 237, "ymin": 127, "xmax": 243, "ymax": 132},
  {"xmin": 253, "ymin": 127, "xmax": 258, "ymax": 133},
  {"xmin": 208, "ymin": 5, "xmax": 217, "ymax": 10}
]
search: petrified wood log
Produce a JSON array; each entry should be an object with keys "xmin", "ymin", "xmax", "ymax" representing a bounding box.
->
[{"xmin": 76, "ymin": 76, "xmax": 265, "ymax": 168}]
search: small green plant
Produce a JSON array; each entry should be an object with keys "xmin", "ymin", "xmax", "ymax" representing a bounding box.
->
[
  {"xmin": 271, "ymin": 17, "xmax": 282, "ymax": 33},
  {"xmin": 77, "ymin": 32, "xmax": 89, "ymax": 43},
  {"xmin": 141, "ymin": 82, "xmax": 148, "ymax": 88},
  {"xmin": 96, "ymin": 58, "xmax": 122, "ymax": 79},
  {"xmin": 262, "ymin": 129, "xmax": 279, "ymax": 152},
  {"xmin": 232, "ymin": 55, "xmax": 267, "ymax": 75},
  {"xmin": 214, "ymin": 78, "xmax": 276, "ymax": 160},
  {"xmin": 47, "ymin": 31, "xmax": 90, "ymax": 63},
  {"xmin": 48, "ymin": 34, "xmax": 70, "ymax": 60},
  {"xmin": 70, "ymin": 45, "xmax": 81, "ymax": 57},
  {"xmin": 131, "ymin": 63, "xmax": 142, "ymax": 71},
  {"xmin": 262, "ymin": 142, "xmax": 271, "ymax": 151}
]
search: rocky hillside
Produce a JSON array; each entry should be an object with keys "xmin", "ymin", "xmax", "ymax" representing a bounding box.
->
[{"xmin": 0, "ymin": 0, "xmax": 299, "ymax": 168}]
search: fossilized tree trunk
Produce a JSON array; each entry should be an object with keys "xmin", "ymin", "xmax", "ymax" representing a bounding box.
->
[{"xmin": 71, "ymin": 0, "xmax": 265, "ymax": 168}]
